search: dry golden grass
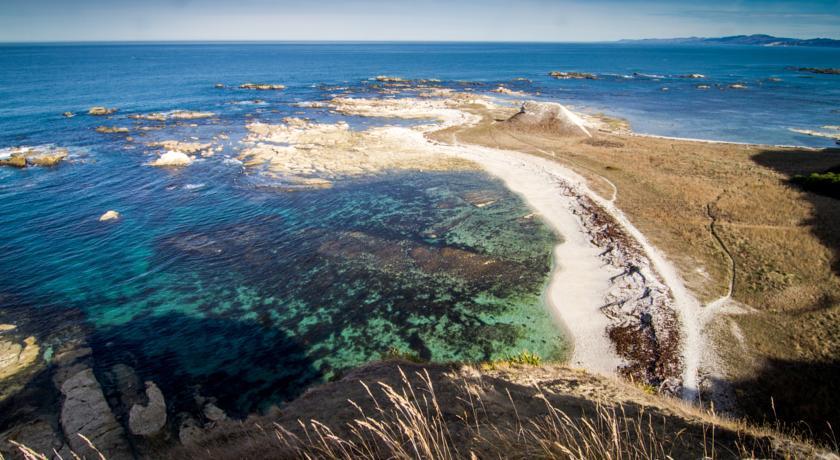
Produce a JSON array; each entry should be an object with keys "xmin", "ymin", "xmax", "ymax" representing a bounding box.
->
[
  {"xmin": 162, "ymin": 361, "xmax": 830, "ymax": 459},
  {"xmin": 429, "ymin": 107, "xmax": 840, "ymax": 437},
  {"xmin": 5, "ymin": 362, "xmax": 833, "ymax": 459}
]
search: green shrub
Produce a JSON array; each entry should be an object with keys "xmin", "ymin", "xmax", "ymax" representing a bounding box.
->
[
  {"xmin": 381, "ymin": 347, "xmax": 425, "ymax": 363},
  {"xmin": 791, "ymin": 171, "xmax": 840, "ymax": 199}
]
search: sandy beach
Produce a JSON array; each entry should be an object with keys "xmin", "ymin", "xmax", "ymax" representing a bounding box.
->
[{"xmin": 245, "ymin": 92, "xmax": 697, "ymax": 392}]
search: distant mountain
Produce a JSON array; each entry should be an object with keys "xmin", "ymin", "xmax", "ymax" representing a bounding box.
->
[{"xmin": 618, "ymin": 34, "xmax": 840, "ymax": 48}]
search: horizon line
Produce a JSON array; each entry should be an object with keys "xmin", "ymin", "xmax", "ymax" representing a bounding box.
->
[{"xmin": 1, "ymin": 38, "xmax": 837, "ymax": 46}]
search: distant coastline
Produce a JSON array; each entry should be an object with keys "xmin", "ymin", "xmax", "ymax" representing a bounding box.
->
[{"xmin": 618, "ymin": 34, "xmax": 840, "ymax": 48}]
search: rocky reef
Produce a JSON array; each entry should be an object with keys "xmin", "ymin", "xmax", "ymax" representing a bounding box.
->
[
  {"xmin": 88, "ymin": 107, "xmax": 116, "ymax": 116},
  {"xmin": 549, "ymin": 71, "xmax": 597, "ymax": 80},
  {"xmin": 797, "ymin": 67, "xmax": 840, "ymax": 75},
  {"xmin": 0, "ymin": 146, "xmax": 68, "ymax": 168},
  {"xmin": 239, "ymin": 83, "xmax": 286, "ymax": 90},
  {"xmin": 0, "ymin": 329, "xmax": 39, "ymax": 385},
  {"xmin": 239, "ymin": 117, "xmax": 475, "ymax": 187},
  {"xmin": 129, "ymin": 111, "xmax": 215, "ymax": 122},
  {"xmin": 96, "ymin": 126, "xmax": 130, "ymax": 134},
  {"xmin": 149, "ymin": 151, "xmax": 193, "ymax": 167}
]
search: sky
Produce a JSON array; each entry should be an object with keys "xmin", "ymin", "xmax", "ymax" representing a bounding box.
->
[{"xmin": 1, "ymin": 0, "xmax": 839, "ymax": 42}]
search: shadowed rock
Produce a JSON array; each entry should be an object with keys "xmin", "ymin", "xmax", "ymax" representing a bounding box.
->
[
  {"xmin": 60, "ymin": 368, "xmax": 132, "ymax": 460},
  {"xmin": 128, "ymin": 381, "xmax": 167, "ymax": 436}
]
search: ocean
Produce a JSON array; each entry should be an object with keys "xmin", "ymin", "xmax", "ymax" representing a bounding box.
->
[{"xmin": 1, "ymin": 42, "xmax": 838, "ymax": 415}]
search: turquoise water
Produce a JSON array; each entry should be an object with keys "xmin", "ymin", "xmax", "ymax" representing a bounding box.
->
[{"xmin": 1, "ymin": 42, "xmax": 838, "ymax": 415}]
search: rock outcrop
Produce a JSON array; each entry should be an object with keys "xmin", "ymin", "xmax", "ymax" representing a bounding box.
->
[
  {"xmin": 0, "ymin": 155, "xmax": 26, "ymax": 168},
  {"xmin": 506, "ymin": 101, "xmax": 593, "ymax": 137},
  {"xmin": 549, "ymin": 71, "xmax": 597, "ymax": 80},
  {"xmin": 797, "ymin": 67, "xmax": 840, "ymax": 75},
  {"xmin": 169, "ymin": 111, "xmax": 215, "ymax": 120},
  {"xmin": 59, "ymin": 368, "xmax": 132, "ymax": 460},
  {"xmin": 374, "ymin": 75, "xmax": 405, "ymax": 82},
  {"xmin": 239, "ymin": 83, "xmax": 286, "ymax": 90},
  {"xmin": 96, "ymin": 126, "xmax": 130, "ymax": 134},
  {"xmin": 88, "ymin": 107, "xmax": 116, "ymax": 116},
  {"xmin": 129, "ymin": 111, "xmax": 215, "ymax": 121},
  {"xmin": 129, "ymin": 113, "xmax": 167, "ymax": 121},
  {"xmin": 99, "ymin": 210, "xmax": 120, "ymax": 221},
  {"xmin": 0, "ymin": 419, "xmax": 65, "ymax": 459},
  {"xmin": 202, "ymin": 402, "xmax": 227, "ymax": 423},
  {"xmin": 128, "ymin": 381, "xmax": 167, "ymax": 436},
  {"xmin": 150, "ymin": 151, "xmax": 193, "ymax": 167},
  {"xmin": 491, "ymin": 86, "xmax": 527, "ymax": 96},
  {"xmin": 177, "ymin": 417, "xmax": 204, "ymax": 446},
  {"xmin": 0, "ymin": 335, "xmax": 39, "ymax": 382},
  {"xmin": 147, "ymin": 140, "xmax": 211, "ymax": 155},
  {"xmin": 0, "ymin": 147, "xmax": 68, "ymax": 168}
]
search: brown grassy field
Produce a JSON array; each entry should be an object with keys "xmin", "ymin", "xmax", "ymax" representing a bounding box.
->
[
  {"xmin": 165, "ymin": 360, "xmax": 831, "ymax": 460},
  {"xmin": 429, "ymin": 105, "xmax": 840, "ymax": 438}
]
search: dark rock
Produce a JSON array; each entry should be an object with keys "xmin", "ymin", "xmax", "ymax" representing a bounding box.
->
[
  {"xmin": 128, "ymin": 381, "xmax": 167, "ymax": 436},
  {"xmin": 59, "ymin": 368, "xmax": 132, "ymax": 460},
  {"xmin": 549, "ymin": 71, "xmax": 597, "ymax": 80}
]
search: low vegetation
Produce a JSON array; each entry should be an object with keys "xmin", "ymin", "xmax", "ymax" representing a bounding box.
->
[
  {"xmin": 791, "ymin": 169, "xmax": 840, "ymax": 199},
  {"xmin": 169, "ymin": 362, "xmax": 833, "ymax": 459},
  {"xmin": 430, "ymin": 106, "xmax": 840, "ymax": 441}
]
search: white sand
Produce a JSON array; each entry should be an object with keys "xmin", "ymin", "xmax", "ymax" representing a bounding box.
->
[
  {"xmin": 437, "ymin": 140, "xmax": 623, "ymax": 374},
  {"xmin": 283, "ymin": 91, "xmax": 710, "ymax": 389},
  {"xmin": 442, "ymin": 137, "xmax": 705, "ymax": 395}
]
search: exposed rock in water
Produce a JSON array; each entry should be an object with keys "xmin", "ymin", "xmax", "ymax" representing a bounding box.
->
[
  {"xmin": 0, "ymin": 324, "xmax": 16, "ymax": 333},
  {"xmin": 0, "ymin": 155, "xmax": 26, "ymax": 168},
  {"xmin": 99, "ymin": 210, "xmax": 120, "ymax": 222},
  {"xmin": 59, "ymin": 368, "xmax": 132, "ymax": 460},
  {"xmin": 169, "ymin": 110, "xmax": 215, "ymax": 120},
  {"xmin": 129, "ymin": 113, "xmax": 167, "ymax": 122},
  {"xmin": 0, "ymin": 146, "xmax": 69, "ymax": 168},
  {"xmin": 374, "ymin": 75, "xmax": 405, "ymax": 82},
  {"xmin": 130, "ymin": 111, "xmax": 215, "ymax": 122},
  {"xmin": 147, "ymin": 140, "xmax": 212, "ymax": 154},
  {"xmin": 239, "ymin": 83, "xmax": 286, "ymax": 90},
  {"xmin": 150, "ymin": 151, "xmax": 193, "ymax": 167},
  {"xmin": 178, "ymin": 417, "xmax": 204, "ymax": 446},
  {"xmin": 202, "ymin": 402, "xmax": 227, "ymax": 423},
  {"xmin": 797, "ymin": 67, "xmax": 840, "ymax": 75},
  {"xmin": 506, "ymin": 101, "xmax": 593, "ymax": 137},
  {"xmin": 96, "ymin": 126, "xmax": 130, "ymax": 134},
  {"xmin": 491, "ymin": 86, "xmax": 527, "ymax": 96},
  {"xmin": 128, "ymin": 381, "xmax": 167, "ymax": 436},
  {"xmin": 88, "ymin": 106, "xmax": 116, "ymax": 116},
  {"xmin": 549, "ymin": 71, "xmax": 597, "ymax": 80},
  {"xmin": 0, "ymin": 335, "xmax": 39, "ymax": 381},
  {"xmin": 62, "ymin": 112, "xmax": 75, "ymax": 118},
  {"xmin": 0, "ymin": 419, "xmax": 65, "ymax": 459},
  {"xmin": 682, "ymin": 73, "xmax": 706, "ymax": 79}
]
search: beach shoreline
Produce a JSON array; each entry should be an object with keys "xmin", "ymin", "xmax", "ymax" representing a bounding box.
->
[{"xmin": 294, "ymin": 93, "xmax": 698, "ymax": 392}]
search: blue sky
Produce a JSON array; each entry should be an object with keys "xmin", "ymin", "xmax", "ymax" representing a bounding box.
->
[{"xmin": 1, "ymin": 0, "xmax": 838, "ymax": 42}]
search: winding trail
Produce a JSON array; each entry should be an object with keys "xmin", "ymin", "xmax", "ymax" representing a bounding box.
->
[
  {"xmin": 439, "ymin": 131, "xmax": 706, "ymax": 395},
  {"xmin": 706, "ymin": 192, "xmax": 736, "ymax": 303}
]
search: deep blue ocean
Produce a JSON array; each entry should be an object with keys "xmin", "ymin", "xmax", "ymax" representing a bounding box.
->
[{"xmin": 1, "ymin": 42, "xmax": 838, "ymax": 415}]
